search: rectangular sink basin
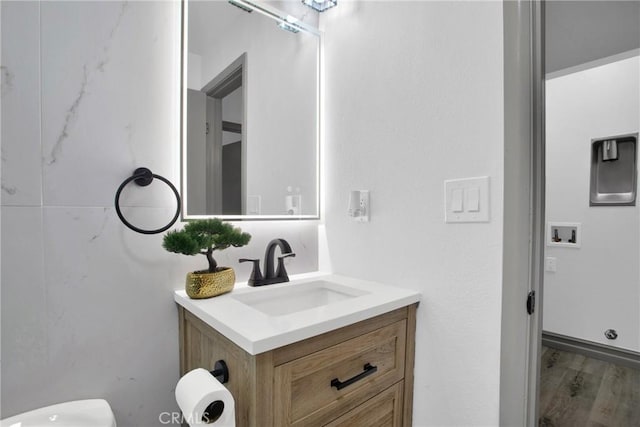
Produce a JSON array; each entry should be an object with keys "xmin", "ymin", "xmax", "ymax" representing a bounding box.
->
[{"xmin": 231, "ymin": 280, "xmax": 369, "ymax": 316}]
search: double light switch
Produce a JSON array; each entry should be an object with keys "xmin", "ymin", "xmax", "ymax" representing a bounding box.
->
[{"xmin": 445, "ymin": 176, "xmax": 490, "ymax": 223}]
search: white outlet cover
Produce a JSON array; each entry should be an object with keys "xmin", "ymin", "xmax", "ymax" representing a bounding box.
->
[{"xmin": 545, "ymin": 256, "xmax": 557, "ymax": 272}]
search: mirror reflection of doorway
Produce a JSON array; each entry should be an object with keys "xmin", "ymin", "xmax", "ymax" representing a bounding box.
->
[
  {"xmin": 222, "ymin": 113, "xmax": 242, "ymax": 215},
  {"xmin": 538, "ymin": 1, "xmax": 640, "ymax": 425},
  {"xmin": 186, "ymin": 53, "xmax": 246, "ymax": 215}
]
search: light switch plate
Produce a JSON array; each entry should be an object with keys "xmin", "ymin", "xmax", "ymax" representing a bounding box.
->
[
  {"xmin": 545, "ymin": 257, "xmax": 557, "ymax": 272},
  {"xmin": 444, "ymin": 176, "xmax": 490, "ymax": 223}
]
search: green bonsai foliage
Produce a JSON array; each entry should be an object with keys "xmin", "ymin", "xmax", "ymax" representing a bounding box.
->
[{"xmin": 163, "ymin": 219, "xmax": 251, "ymax": 273}]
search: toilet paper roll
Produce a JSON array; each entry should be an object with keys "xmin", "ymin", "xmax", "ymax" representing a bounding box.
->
[{"xmin": 176, "ymin": 368, "xmax": 235, "ymax": 427}]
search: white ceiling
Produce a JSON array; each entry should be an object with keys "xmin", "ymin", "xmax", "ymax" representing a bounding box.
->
[{"xmin": 546, "ymin": 1, "xmax": 640, "ymax": 73}]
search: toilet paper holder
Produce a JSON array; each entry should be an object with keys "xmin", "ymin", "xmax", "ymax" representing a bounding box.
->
[{"xmin": 210, "ymin": 360, "xmax": 229, "ymax": 384}]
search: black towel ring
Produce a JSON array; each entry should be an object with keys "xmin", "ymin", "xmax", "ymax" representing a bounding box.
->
[{"xmin": 114, "ymin": 167, "xmax": 181, "ymax": 235}]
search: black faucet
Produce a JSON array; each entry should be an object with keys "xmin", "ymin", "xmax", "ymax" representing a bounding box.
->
[{"xmin": 239, "ymin": 238, "xmax": 296, "ymax": 286}]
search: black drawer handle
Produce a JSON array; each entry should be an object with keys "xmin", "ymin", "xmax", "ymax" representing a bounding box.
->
[{"xmin": 330, "ymin": 363, "xmax": 378, "ymax": 391}]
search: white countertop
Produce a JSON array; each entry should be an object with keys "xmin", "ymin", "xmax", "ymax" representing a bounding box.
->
[{"xmin": 174, "ymin": 271, "xmax": 421, "ymax": 355}]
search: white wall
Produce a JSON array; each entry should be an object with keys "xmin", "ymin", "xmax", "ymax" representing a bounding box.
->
[
  {"xmin": 187, "ymin": 52, "xmax": 202, "ymax": 91},
  {"xmin": 0, "ymin": 1, "xmax": 318, "ymax": 424},
  {"xmin": 321, "ymin": 2, "xmax": 505, "ymax": 425},
  {"xmin": 188, "ymin": 1, "xmax": 319, "ymax": 216},
  {"xmin": 544, "ymin": 55, "xmax": 640, "ymax": 351},
  {"xmin": 0, "ymin": 3, "xmax": 3, "ymax": 416}
]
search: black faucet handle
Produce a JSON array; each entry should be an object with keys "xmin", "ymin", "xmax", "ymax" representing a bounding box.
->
[
  {"xmin": 275, "ymin": 253, "xmax": 296, "ymax": 281},
  {"xmin": 239, "ymin": 258, "xmax": 263, "ymax": 286}
]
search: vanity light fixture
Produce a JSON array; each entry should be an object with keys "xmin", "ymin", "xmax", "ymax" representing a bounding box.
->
[
  {"xmin": 228, "ymin": 0, "xmax": 320, "ymax": 36},
  {"xmin": 302, "ymin": 0, "xmax": 337, "ymax": 12},
  {"xmin": 278, "ymin": 15, "xmax": 301, "ymax": 34},
  {"xmin": 228, "ymin": 0, "xmax": 253, "ymax": 13}
]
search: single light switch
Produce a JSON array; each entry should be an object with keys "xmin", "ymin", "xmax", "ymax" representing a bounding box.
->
[
  {"xmin": 466, "ymin": 187, "xmax": 480, "ymax": 212},
  {"xmin": 452, "ymin": 188, "xmax": 464, "ymax": 212},
  {"xmin": 545, "ymin": 257, "xmax": 557, "ymax": 272}
]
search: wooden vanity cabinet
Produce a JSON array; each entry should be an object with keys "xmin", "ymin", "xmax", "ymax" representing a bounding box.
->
[{"xmin": 178, "ymin": 303, "xmax": 417, "ymax": 427}]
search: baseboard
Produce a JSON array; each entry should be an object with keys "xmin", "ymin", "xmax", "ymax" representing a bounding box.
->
[{"xmin": 542, "ymin": 331, "xmax": 640, "ymax": 370}]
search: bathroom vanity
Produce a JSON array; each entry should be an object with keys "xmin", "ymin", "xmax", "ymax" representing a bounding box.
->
[{"xmin": 175, "ymin": 273, "xmax": 420, "ymax": 426}]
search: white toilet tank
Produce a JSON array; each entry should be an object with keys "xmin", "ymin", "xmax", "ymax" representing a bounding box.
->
[{"xmin": 0, "ymin": 399, "xmax": 116, "ymax": 427}]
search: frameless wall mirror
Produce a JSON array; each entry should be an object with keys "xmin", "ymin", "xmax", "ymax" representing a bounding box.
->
[{"xmin": 181, "ymin": 0, "xmax": 321, "ymax": 220}]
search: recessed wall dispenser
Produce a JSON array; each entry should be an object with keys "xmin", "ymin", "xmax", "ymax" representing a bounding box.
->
[{"xmin": 590, "ymin": 133, "xmax": 638, "ymax": 206}]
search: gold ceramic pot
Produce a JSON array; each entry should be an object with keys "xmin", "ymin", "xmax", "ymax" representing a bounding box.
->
[{"xmin": 185, "ymin": 267, "xmax": 235, "ymax": 299}]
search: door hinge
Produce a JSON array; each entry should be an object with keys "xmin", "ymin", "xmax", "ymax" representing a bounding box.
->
[
  {"xmin": 206, "ymin": 122, "xmax": 210, "ymax": 135},
  {"xmin": 526, "ymin": 291, "xmax": 535, "ymax": 315}
]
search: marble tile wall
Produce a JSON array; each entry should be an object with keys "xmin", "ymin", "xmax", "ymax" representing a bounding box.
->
[{"xmin": 0, "ymin": 2, "xmax": 318, "ymax": 425}]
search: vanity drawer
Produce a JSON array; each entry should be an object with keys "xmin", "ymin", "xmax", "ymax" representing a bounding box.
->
[
  {"xmin": 273, "ymin": 320, "xmax": 407, "ymax": 426},
  {"xmin": 324, "ymin": 382, "xmax": 404, "ymax": 427}
]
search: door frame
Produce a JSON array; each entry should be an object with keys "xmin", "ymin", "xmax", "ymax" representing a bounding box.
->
[
  {"xmin": 201, "ymin": 53, "xmax": 248, "ymax": 215},
  {"xmin": 501, "ymin": 1, "xmax": 545, "ymax": 425}
]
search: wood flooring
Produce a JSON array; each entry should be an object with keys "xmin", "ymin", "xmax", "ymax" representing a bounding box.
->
[{"xmin": 539, "ymin": 346, "xmax": 640, "ymax": 427}]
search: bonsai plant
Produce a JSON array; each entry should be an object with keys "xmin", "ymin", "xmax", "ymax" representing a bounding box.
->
[{"xmin": 163, "ymin": 218, "xmax": 251, "ymax": 299}]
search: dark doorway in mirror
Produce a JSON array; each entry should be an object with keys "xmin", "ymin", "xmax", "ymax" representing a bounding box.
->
[{"xmin": 222, "ymin": 141, "xmax": 241, "ymax": 215}]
